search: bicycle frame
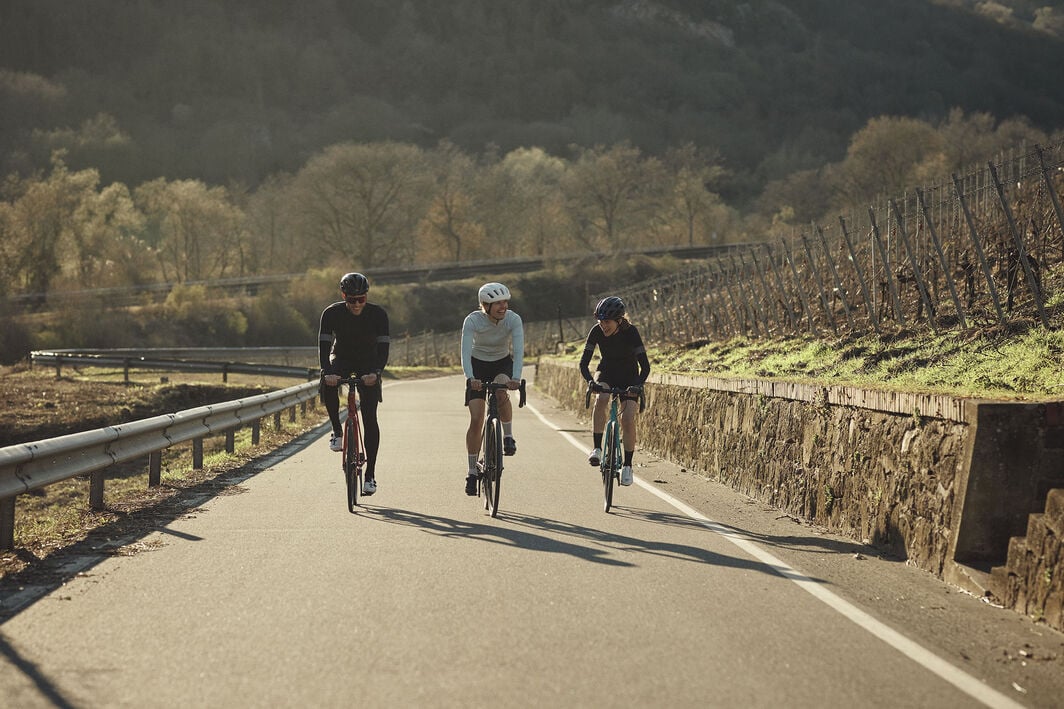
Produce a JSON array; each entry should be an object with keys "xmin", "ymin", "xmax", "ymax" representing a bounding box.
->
[{"xmin": 467, "ymin": 378, "xmax": 527, "ymax": 517}]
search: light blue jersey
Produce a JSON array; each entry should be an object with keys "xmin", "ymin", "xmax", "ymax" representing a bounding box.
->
[{"xmin": 461, "ymin": 309, "xmax": 524, "ymax": 379}]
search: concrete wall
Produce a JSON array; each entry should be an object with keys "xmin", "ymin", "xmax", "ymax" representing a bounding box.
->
[{"xmin": 535, "ymin": 359, "xmax": 1064, "ymax": 612}]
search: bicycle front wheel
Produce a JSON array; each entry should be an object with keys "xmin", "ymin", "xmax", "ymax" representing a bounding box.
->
[
  {"xmin": 602, "ymin": 421, "xmax": 618, "ymax": 513},
  {"xmin": 344, "ymin": 419, "xmax": 359, "ymax": 512},
  {"xmin": 482, "ymin": 416, "xmax": 503, "ymax": 517}
]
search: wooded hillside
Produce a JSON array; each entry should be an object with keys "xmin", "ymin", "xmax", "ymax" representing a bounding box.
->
[{"xmin": 3, "ymin": 0, "xmax": 1064, "ymax": 205}]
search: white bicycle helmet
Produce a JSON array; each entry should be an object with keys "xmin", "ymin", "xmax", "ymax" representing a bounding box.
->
[{"xmin": 478, "ymin": 282, "xmax": 511, "ymax": 304}]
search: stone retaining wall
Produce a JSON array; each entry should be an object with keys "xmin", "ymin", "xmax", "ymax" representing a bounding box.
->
[
  {"xmin": 992, "ymin": 490, "xmax": 1063, "ymax": 630},
  {"xmin": 535, "ymin": 358, "xmax": 1064, "ymax": 629},
  {"xmin": 536, "ymin": 359, "xmax": 967, "ymax": 575}
]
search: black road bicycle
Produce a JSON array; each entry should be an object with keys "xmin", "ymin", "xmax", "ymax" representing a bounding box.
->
[{"xmin": 467, "ymin": 379, "xmax": 527, "ymax": 517}]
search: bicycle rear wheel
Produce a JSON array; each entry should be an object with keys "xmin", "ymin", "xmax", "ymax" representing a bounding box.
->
[
  {"xmin": 482, "ymin": 416, "xmax": 503, "ymax": 517},
  {"xmin": 602, "ymin": 421, "xmax": 617, "ymax": 513}
]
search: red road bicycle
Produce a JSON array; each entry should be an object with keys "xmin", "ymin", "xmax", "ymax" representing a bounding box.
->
[{"xmin": 337, "ymin": 376, "xmax": 365, "ymax": 513}]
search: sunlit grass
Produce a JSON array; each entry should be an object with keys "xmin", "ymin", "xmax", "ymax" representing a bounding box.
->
[{"xmin": 647, "ymin": 324, "xmax": 1064, "ymax": 400}]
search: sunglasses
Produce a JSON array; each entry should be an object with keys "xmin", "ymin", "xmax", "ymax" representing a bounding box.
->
[{"xmin": 345, "ymin": 295, "xmax": 367, "ymax": 304}]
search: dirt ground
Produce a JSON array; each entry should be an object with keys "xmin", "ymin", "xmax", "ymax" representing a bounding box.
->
[{"xmin": 0, "ymin": 363, "xmax": 295, "ymax": 448}]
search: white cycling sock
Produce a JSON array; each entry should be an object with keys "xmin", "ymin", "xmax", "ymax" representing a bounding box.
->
[
  {"xmin": 467, "ymin": 454, "xmax": 478, "ymax": 471},
  {"xmin": 503, "ymin": 422, "xmax": 513, "ymax": 438}
]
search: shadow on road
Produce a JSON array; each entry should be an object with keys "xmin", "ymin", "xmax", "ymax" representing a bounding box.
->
[
  {"xmin": 610, "ymin": 505, "xmax": 880, "ymax": 559},
  {"xmin": 359, "ymin": 505, "xmax": 634, "ymax": 566},
  {"xmin": 0, "ymin": 633, "xmax": 79, "ymax": 708},
  {"xmin": 359, "ymin": 504, "xmax": 816, "ymax": 581}
]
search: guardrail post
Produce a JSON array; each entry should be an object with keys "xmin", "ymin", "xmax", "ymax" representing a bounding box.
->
[
  {"xmin": 301, "ymin": 401, "xmax": 307, "ymax": 417},
  {"xmin": 252, "ymin": 420, "xmax": 261, "ymax": 445},
  {"xmin": 225, "ymin": 430, "xmax": 236, "ymax": 453},
  {"xmin": 0, "ymin": 496, "xmax": 15, "ymax": 551},
  {"xmin": 89, "ymin": 471, "xmax": 105, "ymax": 510},
  {"xmin": 273, "ymin": 411, "xmax": 282, "ymax": 429},
  {"xmin": 289, "ymin": 406, "xmax": 296, "ymax": 423},
  {"xmin": 148, "ymin": 451, "xmax": 162, "ymax": 486},
  {"xmin": 193, "ymin": 438, "xmax": 204, "ymax": 469},
  {"xmin": 222, "ymin": 363, "xmax": 229, "ymax": 383}
]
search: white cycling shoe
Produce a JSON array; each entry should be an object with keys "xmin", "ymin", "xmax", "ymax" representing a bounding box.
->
[
  {"xmin": 588, "ymin": 448, "xmax": 601, "ymax": 466},
  {"xmin": 362, "ymin": 478, "xmax": 377, "ymax": 496},
  {"xmin": 329, "ymin": 434, "xmax": 343, "ymax": 452},
  {"xmin": 620, "ymin": 465, "xmax": 633, "ymax": 486}
]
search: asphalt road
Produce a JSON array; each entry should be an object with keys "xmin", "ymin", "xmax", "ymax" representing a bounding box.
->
[{"xmin": 2, "ymin": 374, "xmax": 1063, "ymax": 708}]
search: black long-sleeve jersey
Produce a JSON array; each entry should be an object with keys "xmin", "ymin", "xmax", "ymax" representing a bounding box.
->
[
  {"xmin": 317, "ymin": 301, "xmax": 390, "ymax": 374},
  {"xmin": 578, "ymin": 322, "xmax": 650, "ymax": 388}
]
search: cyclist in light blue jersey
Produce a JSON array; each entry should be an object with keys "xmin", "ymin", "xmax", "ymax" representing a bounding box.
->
[{"xmin": 461, "ymin": 282, "xmax": 524, "ymax": 495}]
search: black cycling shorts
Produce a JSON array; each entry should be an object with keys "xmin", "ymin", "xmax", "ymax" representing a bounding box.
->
[{"xmin": 466, "ymin": 355, "xmax": 514, "ymax": 402}]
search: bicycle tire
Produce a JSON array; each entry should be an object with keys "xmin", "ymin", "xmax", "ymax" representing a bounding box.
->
[
  {"xmin": 489, "ymin": 416, "xmax": 503, "ymax": 516},
  {"xmin": 480, "ymin": 421, "xmax": 492, "ymax": 511},
  {"xmin": 351, "ymin": 400, "xmax": 368, "ymax": 510},
  {"xmin": 481, "ymin": 416, "xmax": 501, "ymax": 516},
  {"xmin": 602, "ymin": 420, "xmax": 617, "ymax": 513},
  {"xmin": 345, "ymin": 418, "xmax": 359, "ymax": 512}
]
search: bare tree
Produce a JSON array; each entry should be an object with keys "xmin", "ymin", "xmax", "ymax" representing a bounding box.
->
[
  {"xmin": 665, "ymin": 142, "xmax": 727, "ymax": 246},
  {"xmin": 134, "ymin": 178, "xmax": 245, "ymax": 282},
  {"xmin": 492, "ymin": 146, "xmax": 570, "ymax": 257},
  {"xmin": 70, "ymin": 181, "xmax": 146, "ymax": 288},
  {"xmin": 562, "ymin": 142, "xmax": 665, "ymax": 252},
  {"xmin": 289, "ymin": 141, "xmax": 429, "ymax": 269},
  {"xmin": 419, "ymin": 140, "xmax": 483, "ymax": 263},
  {"xmin": 4, "ymin": 153, "xmax": 99, "ymax": 296}
]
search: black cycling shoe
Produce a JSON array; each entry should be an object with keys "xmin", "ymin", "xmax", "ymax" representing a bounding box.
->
[
  {"xmin": 503, "ymin": 436, "xmax": 517, "ymax": 456},
  {"xmin": 465, "ymin": 473, "xmax": 479, "ymax": 496}
]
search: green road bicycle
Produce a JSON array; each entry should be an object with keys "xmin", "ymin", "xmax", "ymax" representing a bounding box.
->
[{"xmin": 585, "ymin": 382, "xmax": 645, "ymax": 513}]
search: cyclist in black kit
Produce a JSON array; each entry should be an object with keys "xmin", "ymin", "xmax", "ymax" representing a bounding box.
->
[
  {"xmin": 579, "ymin": 296, "xmax": 650, "ymax": 486},
  {"xmin": 319, "ymin": 272, "xmax": 390, "ymax": 496}
]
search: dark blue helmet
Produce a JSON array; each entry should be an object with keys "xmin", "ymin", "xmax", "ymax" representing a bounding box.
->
[{"xmin": 594, "ymin": 296, "xmax": 625, "ymax": 321}]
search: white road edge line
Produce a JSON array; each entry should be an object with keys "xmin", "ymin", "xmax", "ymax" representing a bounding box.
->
[{"xmin": 526, "ymin": 402, "xmax": 1026, "ymax": 709}]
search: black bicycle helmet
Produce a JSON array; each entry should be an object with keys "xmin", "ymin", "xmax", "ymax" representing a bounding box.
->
[
  {"xmin": 339, "ymin": 272, "xmax": 369, "ymax": 296},
  {"xmin": 594, "ymin": 296, "xmax": 626, "ymax": 321}
]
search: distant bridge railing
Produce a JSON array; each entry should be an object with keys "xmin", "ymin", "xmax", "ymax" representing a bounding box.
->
[
  {"xmin": 30, "ymin": 349, "xmax": 319, "ymax": 382},
  {"xmin": 5, "ymin": 243, "xmax": 735, "ymax": 310}
]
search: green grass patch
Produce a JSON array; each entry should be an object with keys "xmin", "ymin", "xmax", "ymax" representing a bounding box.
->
[{"xmin": 646, "ymin": 325, "xmax": 1064, "ymax": 400}]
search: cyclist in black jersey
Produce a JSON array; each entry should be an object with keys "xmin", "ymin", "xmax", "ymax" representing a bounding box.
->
[
  {"xmin": 579, "ymin": 296, "xmax": 650, "ymax": 486},
  {"xmin": 318, "ymin": 272, "xmax": 390, "ymax": 496}
]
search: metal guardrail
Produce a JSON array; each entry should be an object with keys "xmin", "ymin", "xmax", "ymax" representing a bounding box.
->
[
  {"xmin": 38, "ymin": 346, "xmax": 318, "ymax": 363},
  {"xmin": 30, "ymin": 350, "xmax": 318, "ymax": 381},
  {"xmin": 0, "ymin": 378, "xmax": 320, "ymax": 550}
]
